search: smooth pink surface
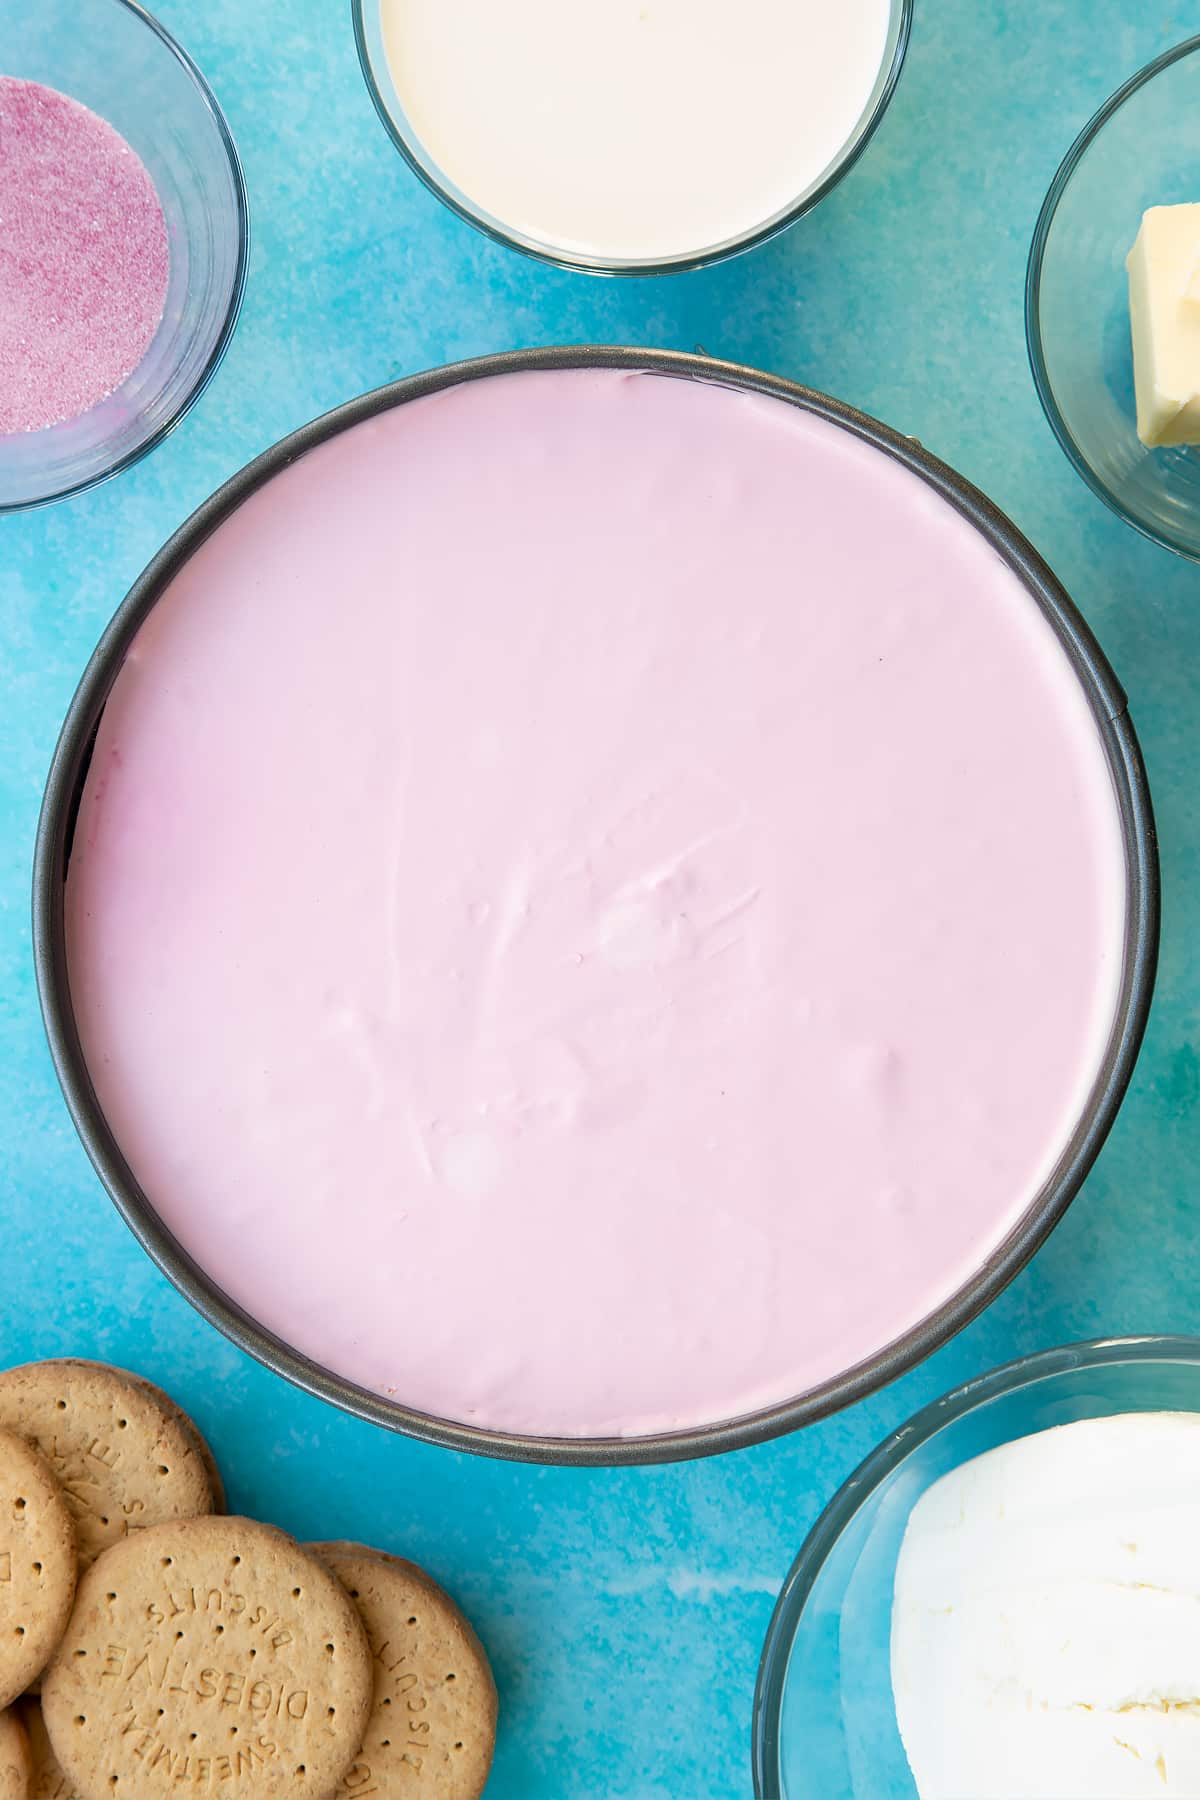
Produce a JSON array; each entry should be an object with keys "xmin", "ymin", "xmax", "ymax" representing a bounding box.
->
[
  {"xmin": 0, "ymin": 78, "xmax": 168, "ymax": 435},
  {"xmin": 66, "ymin": 370, "xmax": 1128, "ymax": 1439}
]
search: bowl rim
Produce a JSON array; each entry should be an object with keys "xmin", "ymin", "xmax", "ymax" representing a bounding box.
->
[
  {"xmin": 751, "ymin": 1333, "xmax": 1200, "ymax": 1797},
  {"xmin": 1026, "ymin": 32, "xmax": 1200, "ymax": 562},
  {"xmin": 33, "ymin": 344, "xmax": 1160, "ymax": 1467},
  {"xmin": 0, "ymin": 0, "xmax": 250, "ymax": 515},
  {"xmin": 349, "ymin": 0, "xmax": 914, "ymax": 276}
]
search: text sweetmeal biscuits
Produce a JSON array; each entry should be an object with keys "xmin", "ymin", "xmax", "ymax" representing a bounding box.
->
[
  {"xmin": 41, "ymin": 1516, "xmax": 373, "ymax": 1800},
  {"xmin": 0, "ymin": 1429, "xmax": 76, "ymax": 1709},
  {"xmin": 0, "ymin": 1708, "xmax": 30, "ymax": 1799},
  {"xmin": 0, "ymin": 1363, "xmax": 216, "ymax": 1569},
  {"xmin": 312, "ymin": 1544, "xmax": 497, "ymax": 1800}
]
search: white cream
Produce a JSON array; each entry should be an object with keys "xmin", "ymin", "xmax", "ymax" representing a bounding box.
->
[
  {"xmin": 892, "ymin": 1414, "xmax": 1200, "ymax": 1799},
  {"xmin": 379, "ymin": 0, "xmax": 895, "ymax": 264}
]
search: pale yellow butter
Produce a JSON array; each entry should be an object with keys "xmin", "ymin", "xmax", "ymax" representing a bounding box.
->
[{"xmin": 1127, "ymin": 204, "xmax": 1200, "ymax": 447}]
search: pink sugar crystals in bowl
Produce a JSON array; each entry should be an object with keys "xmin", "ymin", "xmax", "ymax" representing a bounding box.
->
[
  {"xmin": 0, "ymin": 77, "xmax": 169, "ymax": 436},
  {"xmin": 0, "ymin": 0, "xmax": 247, "ymax": 511}
]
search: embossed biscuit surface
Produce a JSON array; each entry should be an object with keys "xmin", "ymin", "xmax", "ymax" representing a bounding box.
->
[
  {"xmin": 58, "ymin": 1365, "xmax": 226, "ymax": 1518},
  {"xmin": 312, "ymin": 1544, "xmax": 497, "ymax": 1800},
  {"xmin": 0, "ymin": 1429, "xmax": 76, "ymax": 1709},
  {"xmin": 0, "ymin": 1706, "xmax": 31, "ymax": 1799},
  {"xmin": 0, "ymin": 1364, "xmax": 215, "ymax": 1570},
  {"xmin": 20, "ymin": 1701, "xmax": 79, "ymax": 1800},
  {"xmin": 42, "ymin": 1517, "xmax": 372, "ymax": 1800},
  {"xmin": 127, "ymin": 1381, "xmax": 225, "ymax": 1518}
]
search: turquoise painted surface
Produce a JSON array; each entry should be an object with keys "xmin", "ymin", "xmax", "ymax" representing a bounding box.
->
[{"xmin": 2, "ymin": 3, "xmax": 1198, "ymax": 1795}]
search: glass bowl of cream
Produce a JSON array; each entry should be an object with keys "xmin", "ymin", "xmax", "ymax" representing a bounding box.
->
[
  {"xmin": 35, "ymin": 348, "xmax": 1157, "ymax": 1465},
  {"xmin": 1027, "ymin": 34, "xmax": 1200, "ymax": 562},
  {"xmin": 0, "ymin": 0, "xmax": 248, "ymax": 511},
  {"xmin": 754, "ymin": 1337, "xmax": 1200, "ymax": 1799},
  {"xmin": 352, "ymin": 0, "xmax": 912, "ymax": 273}
]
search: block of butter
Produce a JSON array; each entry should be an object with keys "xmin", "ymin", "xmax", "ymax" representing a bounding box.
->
[{"xmin": 1127, "ymin": 204, "xmax": 1200, "ymax": 447}]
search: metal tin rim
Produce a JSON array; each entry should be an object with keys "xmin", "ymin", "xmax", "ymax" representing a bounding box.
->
[
  {"xmin": 349, "ymin": 0, "xmax": 914, "ymax": 277},
  {"xmin": 750, "ymin": 1334, "xmax": 1198, "ymax": 1796},
  {"xmin": 0, "ymin": 0, "xmax": 251, "ymax": 515},
  {"xmin": 33, "ymin": 345, "xmax": 1161, "ymax": 1467}
]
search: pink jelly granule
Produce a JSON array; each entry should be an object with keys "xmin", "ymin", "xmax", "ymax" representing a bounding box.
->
[{"xmin": 0, "ymin": 76, "xmax": 169, "ymax": 435}]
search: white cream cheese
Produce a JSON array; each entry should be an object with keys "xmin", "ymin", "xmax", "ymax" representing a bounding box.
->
[{"xmin": 892, "ymin": 1413, "xmax": 1200, "ymax": 1799}]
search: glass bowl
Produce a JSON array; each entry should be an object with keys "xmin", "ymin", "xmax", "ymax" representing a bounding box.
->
[
  {"xmin": 0, "ymin": 0, "xmax": 248, "ymax": 512},
  {"xmin": 753, "ymin": 1336, "xmax": 1200, "ymax": 1798},
  {"xmin": 1027, "ymin": 36, "xmax": 1200, "ymax": 561},
  {"xmin": 352, "ymin": 0, "xmax": 912, "ymax": 276}
]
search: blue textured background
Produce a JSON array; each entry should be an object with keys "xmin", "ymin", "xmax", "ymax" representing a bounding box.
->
[{"xmin": 3, "ymin": 4, "xmax": 1198, "ymax": 1795}]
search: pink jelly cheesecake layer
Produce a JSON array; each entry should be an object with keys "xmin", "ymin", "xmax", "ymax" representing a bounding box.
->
[{"xmin": 66, "ymin": 369, "xmax": 1128, "ymax": 1440}]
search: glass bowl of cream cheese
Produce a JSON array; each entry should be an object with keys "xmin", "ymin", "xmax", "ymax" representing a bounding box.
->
[{"xmin": 754, "ymin": 1336, "xmax": 1200, "ymax": 1799}]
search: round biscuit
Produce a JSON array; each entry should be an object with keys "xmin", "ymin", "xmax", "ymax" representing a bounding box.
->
[
  {"xmin": 55, "ymin": 1365, "xmax": 225, "ymax": 1516},
  {"xmin": 0, "ymin": 1430, "xmax": 76, "ymax": 1710},
  {"xmin": 0, "ymin": 1364, "xmax": 215, "ymax": 1570},
  {"xmin": 312, "ymin": 1543, "xmax": 497, "ymax": 1800},
  {"xmin": 42, "ymin": 1516, "xmax": 373, "ymax": 1800},
  {"xmin": 18, "ymin": 1703, "xmax": 76, "ymax": 1800},
  {"xmin": 0, "ymin": 1707, "xmax": 30, "ymax": 1799}
]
